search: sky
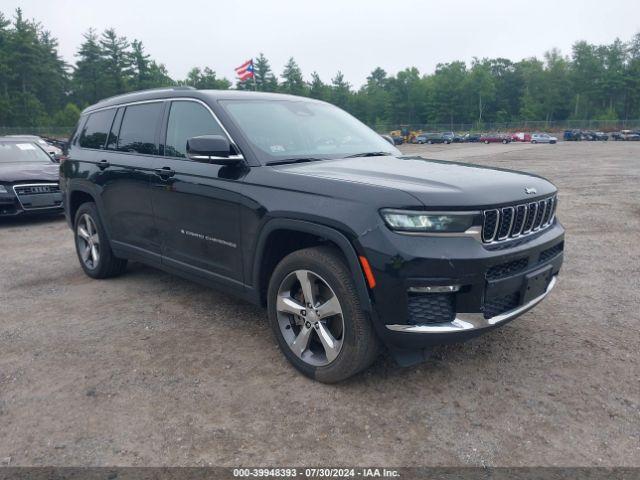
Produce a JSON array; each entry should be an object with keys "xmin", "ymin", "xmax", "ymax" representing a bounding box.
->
[{"xmin": 3, "ymin": 0, "xmax": 639, "ymax": 87}]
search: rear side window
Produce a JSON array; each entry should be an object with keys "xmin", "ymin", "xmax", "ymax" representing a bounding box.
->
[
  {"xmin": 79, "ymin": 109, "xmax": 116, "ymax": 149},
  {"xmin": 164, "ymin": 101, "xmax": 225, "ymax": 158},
  {"xmin": 117, "ymin": 103, "xmax": 162, "ymax": 155}
]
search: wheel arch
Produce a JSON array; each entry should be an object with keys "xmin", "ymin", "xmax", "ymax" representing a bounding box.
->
[
  {"xmin": 252, "ymin": 219, "xmax": 373, "ymax": 312},
  {"xmin": 66, "ymin": 183, "xmax": 112, "ymax": 240}
]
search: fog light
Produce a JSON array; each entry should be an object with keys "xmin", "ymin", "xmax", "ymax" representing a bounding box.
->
[{"xmin": 407, "ymin": 285, "xmax": 461, "ymax": 293}]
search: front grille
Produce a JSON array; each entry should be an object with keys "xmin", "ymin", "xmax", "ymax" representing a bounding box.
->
[
  {"xmin": 539, "ymin": 242, "xmax": 564, "ymax": 263},
  {"xmin": 482, "ymin": 195, "xmax": 556, "ymax": 244},
  {"xmin": 407, "ymin": 293, "xmax": 455, "ymax": 325},
  {"xmin": 14, "ymin": 184, "xmax": 60, "ymax": 195},
  {"xmin": 486, "ymin": 257, "xmax": 529, "ymax": 280},
  {"xmin": 13, "ymin": 183, "xmax": 62, "ymax": 211},
  {"xmin": 484, "ymin": 292, "xmax": 520, "ymax": 319}
]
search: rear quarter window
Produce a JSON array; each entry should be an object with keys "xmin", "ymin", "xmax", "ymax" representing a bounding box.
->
[{"xmin": 79, "ymin": 109, "xmax": 116, "ymax": 149}]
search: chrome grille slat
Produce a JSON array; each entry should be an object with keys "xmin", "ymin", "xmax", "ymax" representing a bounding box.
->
[{"xmin": 481, "ymin": 195, "xmax": 556, "ymax": 244}]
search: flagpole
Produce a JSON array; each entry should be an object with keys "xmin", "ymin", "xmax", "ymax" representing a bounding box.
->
[{"xmin": 252, "ymin": 60, "xmax": 257, "ymax": 92}]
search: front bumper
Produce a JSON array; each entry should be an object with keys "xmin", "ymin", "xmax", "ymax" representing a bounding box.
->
[
  {"xmin": 0, "ymin": 185, "xmax": 63, "ymax": 216},
  {"xmin": 386, "ymin": 275, "xmax": 557, "ymax": 333},
  {"xmin": 359, "ymin": 220, "xmax": 564, "ymax": 350}
]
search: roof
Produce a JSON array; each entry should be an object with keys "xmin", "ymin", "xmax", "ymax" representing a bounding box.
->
[{"xmin": 82, "ymin": 87, "xmax": 321, "ymax": 114}]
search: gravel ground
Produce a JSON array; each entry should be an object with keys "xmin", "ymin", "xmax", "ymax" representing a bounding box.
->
[{"xmin": 0, "ymin": 142, "xmax": 638, "ymax": 467}]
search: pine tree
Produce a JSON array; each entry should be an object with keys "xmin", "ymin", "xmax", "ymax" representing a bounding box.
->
[
  {"xmin": 309, "ymin": 72, "xmax": 328, "ymax": 101},
  {"xmin": 130, "ymin": 39, "xmax": 150, "ymax": 90},
  {"xmin": 99, "ymin": 28, "xmax": 131, "ymax": 97},
  {"xmin": 72, "ymin": 29, "xmax": 104, "ymax": 105},
  {"xmin": 280, "ymin": 57, "xmax": 306, "ymax": 95},
  {"xmin": 254, "ymin": 53, "xmax": 277, "ymax": 92},
  {"xmin": 330, "ymin": 71, "xmax": 351, "ymax": 110}
]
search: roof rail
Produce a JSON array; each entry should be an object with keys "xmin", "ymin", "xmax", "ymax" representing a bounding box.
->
[{"xmin": 98, "ymin": 86, "xmax": 196, "ymax": 103}]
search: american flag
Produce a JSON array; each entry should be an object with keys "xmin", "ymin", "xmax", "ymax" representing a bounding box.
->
[{"xmin": 235, "ymin": 59, "xmax": 255, "ymax": 81}]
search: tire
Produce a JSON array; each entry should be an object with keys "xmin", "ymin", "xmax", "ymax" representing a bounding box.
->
[
  {"xmin": 74, "ymin": 202, "xmax": 127, "ymax": 279},
  {"xmin": 502, "ymin": 139, "xmax": 507, "ymax": 144},
  {"xmin": 267, "ymin": 246, "xmax": 379, "ymax": 383},
  {"xmin": 531, "ymin": 140, "xmax": 537, "ymax": 144},
  {"xmin": 427, "ymin": 140, "xmax": 433, "ymax": 144},
  {"xmin": 484, "ymin": 140, "xmax": 489, "ymax": 144}
]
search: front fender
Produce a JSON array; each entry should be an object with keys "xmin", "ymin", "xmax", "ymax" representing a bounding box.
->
[{"xmin": 252, "ymin": 218, "xmax": 373, "ymax": 312}]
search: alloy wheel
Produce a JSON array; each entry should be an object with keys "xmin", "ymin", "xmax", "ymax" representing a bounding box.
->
[
  {"xmin": 77, "ymin": 213, "xmax": 100, "ymax": 269},
  {"xmin": 276, "ymin": 269, "xmax": 344, "ymax": 367}
]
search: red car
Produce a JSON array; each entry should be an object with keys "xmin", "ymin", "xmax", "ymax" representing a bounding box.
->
[
  {"xmin": 511, "ymin": 132, "xmax": 531, "ymax": 142},
  {"xmin": 479, "ymin": 133, "xmax": 511, "ymax": 144}
]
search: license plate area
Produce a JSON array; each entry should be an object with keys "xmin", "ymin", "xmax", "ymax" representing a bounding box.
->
[
  {"xmin": 18, "ymin": 193, "xmax": 62, "ymax": 209},
  {"xmin": 522, "ymin": 265, "xmax": 553, "ymax": 304}
]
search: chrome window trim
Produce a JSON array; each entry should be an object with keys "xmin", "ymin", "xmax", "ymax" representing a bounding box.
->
[{"xmin": 79, "ymin": 97, "xmax": 244, "ymax": 161}]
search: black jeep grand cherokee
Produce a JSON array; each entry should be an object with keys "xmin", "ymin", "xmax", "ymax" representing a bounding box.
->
[{"xmin": 60, "ymin": 87, "xmax": 564, "ymax": 383}]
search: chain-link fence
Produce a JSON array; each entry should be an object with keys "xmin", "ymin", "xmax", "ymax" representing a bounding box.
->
[
  {"xmin": 2, "ymin": 119, "xmax": 640, "ymax": 139},
  {"xmin": 372, "ymin": 119, "xmax": 640, "ymax": 134},
  {"xmin": 0, "ymin": 126, "xmax": 75, "ymax": 138}
]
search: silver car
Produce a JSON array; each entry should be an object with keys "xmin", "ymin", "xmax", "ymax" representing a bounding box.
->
[{"xmin": 531, "ymin": 133, "xmax": 557, "ymax": 144}]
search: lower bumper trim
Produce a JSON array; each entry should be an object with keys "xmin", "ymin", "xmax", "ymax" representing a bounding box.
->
[{"xmin": 386, "ymin": 276, "xmax": 557, "ymax": 334}]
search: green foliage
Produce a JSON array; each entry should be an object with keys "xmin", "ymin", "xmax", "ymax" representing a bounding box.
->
[
  {"xmin": 0, "ymin": 6, "xmax": 639, "ymax": 130},
  {"xmin": 51, "ymin": 103, "xmax": 80, "ymax": 127},
  {"xmin": 254, "ymin": 53, "xmax": 277, "ymax": 92},
  {"xmin": 280, "ymin": 57, "xmax": 306, "ymax": 96},
  {"xmin": 181, "ymin": 67, "xmax": 230, "ymax": 90}
]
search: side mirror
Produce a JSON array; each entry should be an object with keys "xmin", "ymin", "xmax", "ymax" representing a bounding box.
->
[
  {"xmin": 186, "ymin": 135, "xmax": 242, "ymax": 165},
  {"xmin": 380, "ymin": 134, "xmax": 395, "ymax": 146}
]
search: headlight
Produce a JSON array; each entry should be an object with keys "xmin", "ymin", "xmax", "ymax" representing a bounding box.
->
[
  {"xmin": 0, "ymin": 185, "xmax": 8, "ymax": 194},
  {"xmin": 381, "ymin": 209, "xmax": 476, "ymax": 233}
]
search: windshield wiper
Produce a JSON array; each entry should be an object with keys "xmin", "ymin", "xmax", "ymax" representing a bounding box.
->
[
  {"xmin": 266, "ymin": 157, "xmax": 326, "ymax": 166},
  {"xmin": 344, "ymin": 152, "xmax": 392, "ymax": 158}
]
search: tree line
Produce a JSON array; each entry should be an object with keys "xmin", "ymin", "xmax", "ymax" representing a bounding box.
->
[{"xmin": 1, "ymin": 8, "xmax": 639, "ymax": 131}]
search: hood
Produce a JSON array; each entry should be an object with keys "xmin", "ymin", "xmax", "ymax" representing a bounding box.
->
[
  {"xmin": 0, "ymin": 162, "xmax": 59, "ymax": 184},
  {"xmin": 275, "ymin": 155, "xmax": 556, "ymax": 208}
]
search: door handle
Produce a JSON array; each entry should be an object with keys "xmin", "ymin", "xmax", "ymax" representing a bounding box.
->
[
  {"xmin": 155, "ymin": 167, "xmax": 175, "ymax": 178},
  {"xmin": 98, "ymin": 159, "xmax": 110, "ymax": 170}
]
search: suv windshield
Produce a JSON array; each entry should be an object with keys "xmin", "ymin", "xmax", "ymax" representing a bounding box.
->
[
  {"xmin": 0, "ymin": 141, "xmax": 52, "ymax": 163},
  {"xmin": 220, "ymin": 99, "xmax": 399, "ymax": 164}
]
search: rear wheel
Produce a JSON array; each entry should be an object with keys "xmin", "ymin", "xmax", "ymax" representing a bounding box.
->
[
  {"xmin": 74, "ymin": 202, "xmax": 127, "ymax": 279},
  {"xmin": 531, "ymin": 140, "xmax": 537, "ymax": 144},
  {"xmin": 484, "ymin": 140, "xmax": 489, "ymax": 144},
  {"xmin": 267, "ymin": 246, "xmax": 378, "ymax": 383}
]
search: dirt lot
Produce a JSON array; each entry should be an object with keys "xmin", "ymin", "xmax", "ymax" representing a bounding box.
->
[{"xmin": 0, "ymin": 142, "xmax": 638, "ymax": 467}]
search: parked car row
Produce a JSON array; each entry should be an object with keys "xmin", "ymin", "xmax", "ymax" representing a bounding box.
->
[
  {"xmin": 610, "ymin": 130, "xmax": 640, "ymax": 141},
  {"xmin": 402, "ymin": 131, "xmax": 560, "ymax": 145}
]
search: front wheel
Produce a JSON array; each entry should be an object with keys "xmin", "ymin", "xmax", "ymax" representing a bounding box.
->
[
  {"xmin": 531, "ymin": 140, "xmax": 537, "ymax": 144},
  {"xmin": 74, "ymin": 202, "xmax": 127, "ymax": 279},
  {"xmin": 267, "ymin": 246, "xmax": 379, "ymax": 383},
  {"xmin": 484, "ymin": 140, "xmax": 489, "ymax": 144}
]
